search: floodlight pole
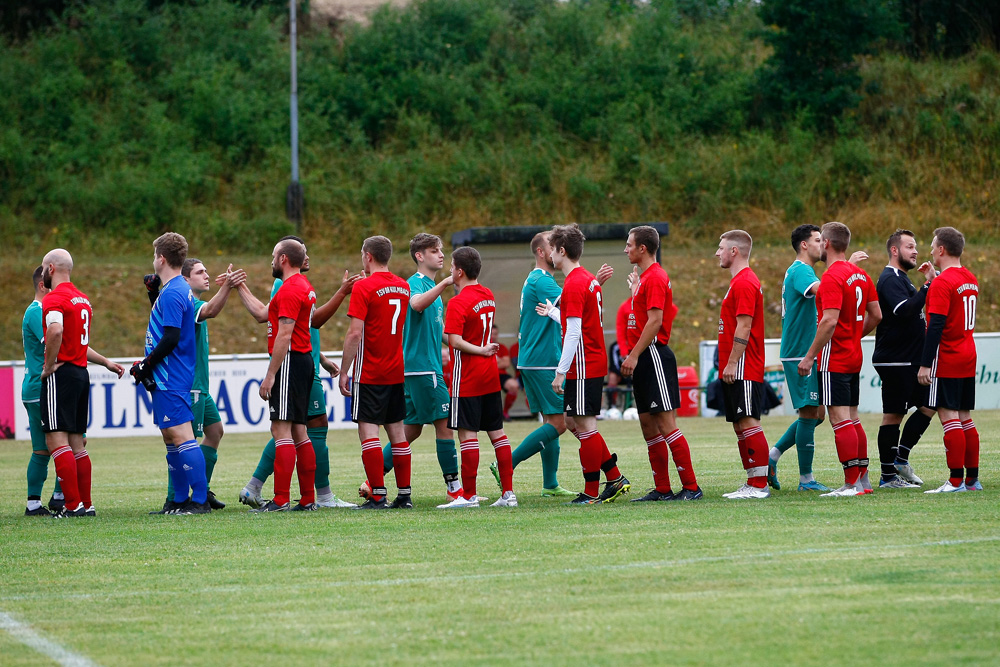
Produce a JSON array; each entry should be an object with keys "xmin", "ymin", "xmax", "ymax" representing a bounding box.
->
[{"xmin": 286, "ymin": 0, "xmax": 303, "ymax": 229}]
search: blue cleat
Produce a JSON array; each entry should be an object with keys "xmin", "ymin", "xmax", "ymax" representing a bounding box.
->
[
  {"xmin": 797, "ymin": 480, "xmax": 831, "ymax": 492},
  {"xmin": 964, "ymin": 480, "xmax": 984, "ymax": 491},
  {"xmin": 767, "ymin": 460, "xmax": 780, "ymax": 490}
]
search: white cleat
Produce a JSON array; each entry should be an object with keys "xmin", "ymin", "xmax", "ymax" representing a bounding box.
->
[
  {"xmin": 894, "ymin": 463, "xmax": 923, "ymax": 485},
  {"xmin": 820, "ymin": 484, "xmax": 861, "ymax": 497},
  {"xmin": 490, "ymin": 491, "xmax": 518, "ymax": 507},
  {"xmin": 725, "ymin": 484, "xmax": 770, "ymax": 499},
  {"xmin": 315, "ymin": 493, "xmax": 357, "ymax": 508},
  {"xmin": 471, "ymin": 495, "xmax": 489, "ymax": 503},
  {"xmin": 238, "ymin": 487, "xmax": 265, "ymax": 509},
  {"xmin": 924, "ymin": 481, "xmax": 966, "ymax": 494},
  {"xmin": 436, "ymin": 496, "xmax": 480, "ymax": 509},
  {"xmin": 879, "ymin": 476, "xmax": 920, "ymax": 489},
  {"xmin": 722, "ymin": 484, "xmax": 751, "ymax": 499}
]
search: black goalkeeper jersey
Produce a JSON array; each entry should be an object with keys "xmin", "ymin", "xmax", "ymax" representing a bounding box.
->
[{"xmin": 873, "ymin": 266, "xmax": 928, "ymax": 366}]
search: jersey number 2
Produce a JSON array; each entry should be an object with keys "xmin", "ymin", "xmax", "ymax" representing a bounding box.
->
[{"xmin": 854, "ymin": 286, "xmax": 864, "ymax": 322}]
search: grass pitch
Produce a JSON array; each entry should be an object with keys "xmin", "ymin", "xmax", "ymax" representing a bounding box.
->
[{"xmin": 1, "ymin": 413, "xmax": 998, "ymax": 666}]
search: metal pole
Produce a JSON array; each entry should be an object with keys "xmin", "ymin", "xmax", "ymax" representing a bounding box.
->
[{"xmin": 286, "ymin": 0, "xmax": 303, "ymax": 227}]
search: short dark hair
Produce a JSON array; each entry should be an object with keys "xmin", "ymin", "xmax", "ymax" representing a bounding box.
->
[
  {"xmin": 409, "ymin": 233, "xmax": 441, "ymax": 264},
  {"xmin": 886, "ymin": 229, "xmax": 915, "ymax": 256},
  {"xmin": 276, "ymin": 239, "xmax": 305, "ymax": 268},
  {"xmin": 181, "ymin": 258, "xmax": 203, "ymax": 278},
  {"xmin": 153, "ymin": 232, "xmax": 188, "ymax": 269},
  {"xmin": 452, "ymin": 246, "xmax": 482, "ymax": 279},
  {"xmin": 280, "ymin": 235, "xmax": 305, "ymax": 244},
  {"xmin": 32, "ymin": 265, "xmax": 44, "ymax": 290},
  {"xmin": 791, "ymin": 224, "xmax": 821, "ymax": 251},
  {"xmin": 362, "ymin": 235, "xmax": 393, "ymax": 264},
  {"xmin": 821, "ymin": 222, "xmax": 851, "ymax": 252},
  {"xmin": 628, "ymin": 225, "xmax": 660, "ymax": 256},
  {"xmin": 549, "ymin": 223, "xmax": 585, "ymax": 261},
  {"xmin": 530, "ymin": 232, "xmax": 548, "ymax": 256},
  {"xmin": 934, "ymin": 226, "xmax": 965, "ymax": 257}
]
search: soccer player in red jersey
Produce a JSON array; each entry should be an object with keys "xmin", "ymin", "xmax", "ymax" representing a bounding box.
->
[
  {"xmin": 798, "ymin": 222, "xmax": 882, "ymax": 497},
  {"xmin": 917, "ymin": 227, "xmax": 982, "ymax": 493},
  {"xmin": 250, "ymin": 239, "xmax": 319, "ymax": 512},
  {"xmin": 340, "ymin": 236, "xmax": 414, "ymax": 510},
  {"xmin": 437, "ymin": 246, "xmax": 517, "ymax": 508},
  {"xmin": 621, "ymin": 226, "xmax": 703, "ymax": 502},
  {"xmin": 716, "ymin": 230, "xmax": 773, "ymax": 499},
  {"xmin": 39, "ymin": 248, "xmax": 125, "ymax": 517},
  {"xmin": 549, "ymin": 223, "xmax": 631, "ymax": 504}
]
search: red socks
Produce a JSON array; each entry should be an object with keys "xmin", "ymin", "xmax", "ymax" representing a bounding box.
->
[
  {"xmin": 391, "ymin": 441, "xmax": 412, "ymax": 492},
  {"xmin": 272, "ymin": 439, "xmax": 295, "ymax": 505},
  {"xmin": 52, "ymin": 446, "xmax": 80, "ymax": 511},
  {"xmin": 491, "ymin": 435, "xmax": 513, "ymax": 493},
  {"xmin": 962, "ymin": 420, "xmax": 980, "ymax": 480},
  {"xmin": 645, "ymin": 435, "xmax": 671, "ymax": 493},
  {"xmin": 833, "ymin": 420, "xmax": 860, "ymax": 485},
  {"xmin": 853, "ymin": 419, "xmax": 869, "ymax": 479},
  {"xmin": 666, "ymin": 429, "xmax": 698, "ymax": 490},
  {"xmin": 942, "ymin": 420, "xmax": 965, "ymax": 486},
  {"xmin": 294, "ymin": 439, "xmax": 317, "ymax": 505},
  {"xmin": 460, "ymin": 438, "xmax": 479, "ymax": 500},
  {"xmin": 361, "ymin": 438, "xmax": 386, "ymax": 500},
  {"xmin": 741, "ymin": 426, "xmax": 769, "ymax": 488},
  {"xmin": 503, "ymin": 391, "xmax": 517, "ymax": 415},
  {"xmin": 575, "ymin": 429, "xmax": 603, "ymax": 497},
  {"xmin": 74, "ymin": 449, "xmax": 92, "ymax": 509}
]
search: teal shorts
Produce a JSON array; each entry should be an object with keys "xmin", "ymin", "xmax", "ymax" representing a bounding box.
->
[
  {"xmin": 23, "ymin": 401, "xmax": 46, "ymax": 451},
  {"xmin": 308, "ymin": 376, "xmax": 327, "ymax": 419},
  {"xmin": 404, "ymin": 374, "xmax": 450, "ymax": 425},
  {"xmin": 190, "ymin": 391, "xmax": 222, "ymax": 438},
  {"xmin": 520, "ymin": 368, "xmax": 563, "ymax": 415},
  {"xmin": 782, "ymin": 360, "xmax": 819, "ymax": 410}
]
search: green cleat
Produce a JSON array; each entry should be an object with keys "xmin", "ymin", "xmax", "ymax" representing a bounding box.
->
[
  {"xmin": 767, "ymin": 460, "xmax": 780, "ymax": 490},
  {"xmin": 540, "ymin": 486, "xmax": 576, "ymax": 497},
  {"xmin": 488, "ymin": 461, "xmax": 502, "ymax": 490},
  {"xmin": 797, "ymin": 480, "xmax": 831, "ymax": 492}
]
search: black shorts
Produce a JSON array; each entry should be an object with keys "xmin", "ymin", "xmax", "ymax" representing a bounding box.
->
[
  {"xmin": 353, "ymin": 382, "xmax": 405, "ymax": 425},
  {"xmin": 929, "ymin": 376, "xmax": 976, "ymax": 412},
  {"xmin": 721, "ymin": 379, "xmax": 764, "ymax": 423},
  {"xmin": 270, "ymin": 351, "xmax": 313, "ymax": 424},
  {"xmin": 450, "ymin": 392, "xmax": 504, "ymax": 432},
  {"xmin": 40, "ymin": 363, "xmax": 89, "ymax": 434},
  {"xmin": 633, "ymin": 343, "xmax": 680, "ymax": 414},
  {"xmin": 608, "ymin": 342, "xmax": 623, "ymax": 376},
  {"xmin": 564, "ymin": 376, "xmax": 604, "ymax": 417},
  {"xmin": 876, "ymin": 365, "xmax": 930, "ymax": 414},
  {"xmin": 499, "ymin": 373, "xmax": 515, "ymax": 388},
  {"xmin": 819, "ymin": 370, "xmax": 860, "ymax": 407}
]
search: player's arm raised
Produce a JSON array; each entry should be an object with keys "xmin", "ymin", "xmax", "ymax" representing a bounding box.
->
[
  {"xmin": 798, "ymin": 308, "xmax": 839, "ymax": 376},
  {"xmin": 621, "ymin": 307, "xmax": 661, "ymax": 377},
  {"xmin": 260, "ymin": 317, "xmax": 294, "ymax": 400},
  {"xmin": 410, "ymin": 274, "xmax": 453, "ymax": 313},
  {"xmin": 226, "ymin": 270, "xmax": 268, "ymax": 323},
  {"xmin": 313, "ymin": 270, "xmax": 364, "ymax": 328},
  {"xmin": 199, "ymin": 264, "xmax": 235, "ymax": 321},
  {"xmin": 722, "ymin": 314, "xmax": 752, "ymax": 384},
  {"xmin": 338, "ymin": 316, "xmax": 364, "ymax": 397}
]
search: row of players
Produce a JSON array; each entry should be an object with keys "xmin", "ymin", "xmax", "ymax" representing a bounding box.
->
[{"xmin": 19, "ymin": 221, "xmax": 980, "ymax": 515}]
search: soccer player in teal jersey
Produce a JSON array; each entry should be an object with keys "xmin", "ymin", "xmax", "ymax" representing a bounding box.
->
[
  {"xmin": 380, "ymin": 233, "xmax": 462, "ymax": 500},
  {"xmin": 771, "ymin": 225, "xmax": 868, "ymax": 491},
  {"xmin": 21, "ymin": 265, "xmax": 64, "ymax": 516},
  {"xmin": 232, "ymin": 237, "xmax": 361, "ymax": 509}
]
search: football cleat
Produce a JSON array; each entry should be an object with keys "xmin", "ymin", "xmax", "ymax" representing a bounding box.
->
[
  {"xmin": 924, "ymin": 481, "xmax": 966, "ymax": 494},
  {"xmin": 352, "ymin": 498, "xmax": 389, "ymax": 510},
  {"xmin": 291, "ymin": 502, "xmax": 319, "ymax": 511},
  {"xmin": 673, "ymin": 487, "xmax": 704, "ymax": 501},
  {"xmin": 149, "ymin": 500, "xmax": 186, "ymax": 515},
  {"xmin": 488, "ymin": 462, "xmax": 502, "ymax": 490},
  {"xmin": 389, "ymin": 495, "xmax": 413, "ymax": 509},
  {"xmin": 725, "ymin": 484, "xmax": 770, "ymax": 499},
  {"xmin": 540, "ymin": 486, "xmax": 576, "ymax": 497},
  {"xmin": 47, "ymin": 495, "xmax": 65, "ymax": 512},
  {"xmin": 894, "ymin": 462, "xmax": 923, "ymax": 485},
  {"xmin": 490, "ymin": 491, "xmax": 518, "ymax": 507},
  {"xmin": 436, "ymin": 496, "xmax": 479, "ymax": 509},
  {"xmin": 767, "ymin": 460, "xmax": 780, "ymax": 490},
  {"xmin": 631, "ymin": 489, "xmax": 675, "ymax": 502},
  {"xmin": 856, "ymin": 471, "xmax": 874, "ymax": 495},
  {"xmin": 238, "ymin": 487, "xmax": 265, "ymax": 509},
  {"xmin": 598, "ymin": 476, "xmax": 631, "ymax": 503},
  {"xmin": 207, "ymin": 491, "xmax": 226, "ymax": 510},
  {"xmin": 25, "ymin": 505, "xmax": 52, "ymax": 517},
  {"xmin": 797, "ymin": 480, "xmax": 831, "ymax": 492},
  {"xmin": 250, "ymin": 500, "xmax": 288, "ymax": 513},
  {"xmin": 820, "ymin": 484, "xmax": 861, "ymax": 497},
  {"xmin": 316, "ymin": 493, "xmax": 357, "ymax": 508},
  {"xmin": 567, "ymin": 492, "xmax": 600, "ymax": 505},
  {"xmin": 879, "ymin": 476, "xmax": 919, "ymax": 489},
  {"xmin": 723, "ymin": 484, "xmax": 751, "ymax": 498},
  {"xmin": 177, "ymin": 501, "xmax": 212, "ymax": 515},
  {"xmin": 84, "ymin": 506, "xmax": 96, "ymax": 517},
  {"xmin": 965, "ymin": 480, "xmax": 984, "ymax": 491},
  {"xmin": 50, "ymin": 504, "xmax": 87, "ymax": 518}
]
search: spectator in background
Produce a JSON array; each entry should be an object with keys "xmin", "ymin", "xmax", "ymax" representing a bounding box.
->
[{"xmin": 494, "ymin": 324, "xmax": 521, "ymax": 420}]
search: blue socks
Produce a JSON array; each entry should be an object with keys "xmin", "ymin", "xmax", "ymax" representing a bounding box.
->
[{"xmin": 177, "ymin": 439, "xmax": 208, "ymax": 504}]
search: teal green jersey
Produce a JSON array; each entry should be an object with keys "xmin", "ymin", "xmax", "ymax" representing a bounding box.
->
[
  {"xmin": 403, "ymin": 272, "xmax": 444, "ymax": 375},
  {"xmin": 274, "ymin": 278, "xmax": 321, "ymax": 377},
  {"xmin": 192, "ymin": 298, "xmax": 211, "ymax": 393},
  {"xmin": 780, "ymin": 260, "xmax": 821, "ymax": 360},
  {"xmin": 21, "ymin": 300, "xmax": 44, "ymax": 402},
  {"xmin": 517, "ymin": 268, "xmax": 563, "ymax": 369}
]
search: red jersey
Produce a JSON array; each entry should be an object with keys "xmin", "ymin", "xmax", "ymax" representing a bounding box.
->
[
  {"xmin": 267, "ymin": 273, "xmax": 316, "ymax": 355},
  {"xmin": 561, "ymin": 266, "xmax": 607, "ymax": 380},
  {"xmin": 816, "ymin": 260, "xmax": 877, "ymax": 374},
  {"xmin": 626, "ymin": 263, "xmax": 679, "ymax": 350},
  {"xmin": 616, "ymin": 299, "xmax": 632, "ymax": 357},
  {"xmin": 445, "ymin": 283, "xmax": 501, "ymax": 397},
  {"xmin": 347, "ymin": 271, "xmax": 410, "ymax": 385},
  {"xmin": 42, "ymin": 282, "xmax": 93, "ymax": 367},
  {"xmin": 926, "ymin": 265, "xmax": 978, "ymax": 378},
  {"xmin": 718, "ymin": 267, "xmax": 765, "ymax": 382}
]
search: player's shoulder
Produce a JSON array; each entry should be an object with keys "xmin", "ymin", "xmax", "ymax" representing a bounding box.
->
[{"xmin": 735, "ymin": 266, "xmax": 761, "ymax": 288}]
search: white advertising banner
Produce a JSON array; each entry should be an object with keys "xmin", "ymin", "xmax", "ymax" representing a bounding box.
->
[
  {"xmin": 699, "ymin": 332, "xmax": 1000, "ymax": 417},
  {"xmin": 1, "ymin": 353, "xmax": 354, "ymax": 441}
]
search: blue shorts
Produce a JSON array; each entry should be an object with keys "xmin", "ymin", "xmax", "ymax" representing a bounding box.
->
[{"xmin": 153, "ymin": 390, "xmax": 194, "ymax": 429}]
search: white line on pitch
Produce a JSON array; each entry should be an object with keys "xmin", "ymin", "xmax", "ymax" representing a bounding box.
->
[{"xmin": 0, "ymin": 612, "xmax": 101, "ymax": 666}]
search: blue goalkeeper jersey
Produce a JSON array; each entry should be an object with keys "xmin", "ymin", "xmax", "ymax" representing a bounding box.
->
[{"xmin": 145, "ymin": 275, "xmax": 196, "ymax": 392}]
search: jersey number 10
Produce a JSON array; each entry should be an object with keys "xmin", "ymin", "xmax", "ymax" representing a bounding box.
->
[{"xmin": 963, "ymin": 294, "xmax": 977, "ymax": 331}]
